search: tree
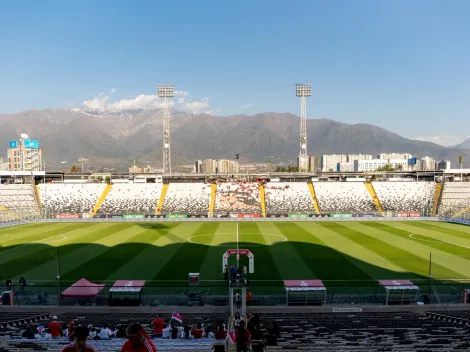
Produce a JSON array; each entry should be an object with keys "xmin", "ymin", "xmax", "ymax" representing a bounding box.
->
[
  {"xmin": 70, "ymin": 165, "xmax": 81, "ymax": 173},
  {"xmin": 376, "ymin": 164, "xmax": 396, "ymax": 172},
  {"xmin": 105, "ymin": 176, "xmax": 111, "ymax": 185},
  {"xmin": 97, "ymin": 176, "xmax": 104, "ymax": 183}
]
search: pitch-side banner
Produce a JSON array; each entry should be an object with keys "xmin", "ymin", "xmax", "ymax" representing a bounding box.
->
[
  {"xmin": 330, "ymin": 213, "xmax": 352, "ymax": 218},
  {"xmin": 398, "ymin": 212, "xmax": 420, "ymax": 217},
  {"xmin": 145, "ymin": 215, "xmax": 166, "ymax": 218},
  {"xmin": 167, "ymin": 214, "xmax": 188, "ymax": 219},
  {"xmin": 122, "ymin": 214, "xmax": 145, "ymax": 219},
  {"xmin": 288, "ymin": 214, "xmax": 309, "ymax": 218},
  {"xmin": 55, "ymin": 214, "xmax": 79, "ymax": 219},
  {"xmin": 236, "ymin": 214, "xmax": 260, "ymax": 218}
]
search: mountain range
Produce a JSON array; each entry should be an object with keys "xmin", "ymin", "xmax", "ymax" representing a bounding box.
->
[{"xmin": 0, "ymin": 108, "xmax": 467, "ymax": 170}]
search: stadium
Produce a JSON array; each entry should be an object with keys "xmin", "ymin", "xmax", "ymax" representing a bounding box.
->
[{"xmin": 2, "ymin": 175, "xmax": 470, "ymax": 351}]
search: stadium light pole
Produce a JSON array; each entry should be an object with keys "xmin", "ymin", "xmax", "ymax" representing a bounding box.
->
[
  {"xmin": 295, "ymin": 84, "xmax": 312, "ymax": 173},
  {"xmin": 158, "ymin": 84, "xmax": 174, "ymax": 175}
]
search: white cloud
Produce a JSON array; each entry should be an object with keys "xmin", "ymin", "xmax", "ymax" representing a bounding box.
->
[
  {"xmin": 412, "ymin": 135, "xmax": 470, "ymax": 147},
  {"xmin": 110, "ymin": 88, "xmax": 116, "ymax": 93},
  {"xmin": 82, "ymin": 90, "xmax": 212, "ymax": 114},
  {"xmin": 240, "ymin": 104, "xmax": 253, "ymax": 110}
]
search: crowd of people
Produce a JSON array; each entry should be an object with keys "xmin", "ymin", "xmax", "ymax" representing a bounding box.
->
[{"xmin": 233, "ymin": 313, "xmax": 279, "ymax": 352}]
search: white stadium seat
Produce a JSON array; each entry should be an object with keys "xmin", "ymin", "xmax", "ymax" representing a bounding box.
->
[
  {"xmin": 372, "ymin": 181, "xmax": 435, "ymax": 212},
  {"xmin": 314, "ymin": 182, "xmax": 376, "ymax": 213},
  {"xmin": 265, "ymin": 182, "xmax": 314, "ymax": 214},
  {"xmin": 162, "ymin": 183, "xmax": 210, "ymax": 215},
  {"xmin": 0, "ymin": 184, "xmax": 41, "ymax": 219},
  {"xmin": 438, "ymin": 182, "xmax": 470, "ymax": 217},
  {"xmin": 215, "ymin": 181, "xmax": 260, "ymax": 214},
  {"xmin": 98, "ymin": 184, "xmax": 162, "ymax": 215}
]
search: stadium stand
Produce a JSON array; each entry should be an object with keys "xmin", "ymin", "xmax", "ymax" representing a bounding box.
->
[
  {"xmin": 264, "ymin": 182, "xmax": 315, "ymax": 214},
  {"xmin": 372, "ymin": 181, "xmax": 435, "ymax": 213},
  {"xmin": 161, "ymin": 183, "xmax": 211, "ymax": 215},
  {"xmin": 438, "ymin": 182, "xmax": 470, "ymax": 218},
  {"xmin": 0, "ymin": 184, "xmax": 41, "ymax": 219},
  {"xmin": 314, "ymin": 182, "xmax": 376, "ymax": 213},
  {"xmin": 96, "ymin": 184, "xmax": 163, "ymax": 215},
  {"xmin": 39, "ymin": 184, "xmax": 105, "ymax": 217},
  {"xmin": 215, "ymin": 181, "xmax": 261, "ymax": 214}
]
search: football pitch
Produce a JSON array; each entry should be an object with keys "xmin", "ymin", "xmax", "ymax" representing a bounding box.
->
[{"xmin": 1, "ymin": 221, "xmax": 470, "ymax": 290}]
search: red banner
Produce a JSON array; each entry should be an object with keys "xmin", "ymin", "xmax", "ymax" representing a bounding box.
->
[
  {"xmin": 398, "ymin": 212, "xmax": 420, "ymax": 218},
  {"xmin": 55, "ymin": 214, "xmax": 80, "ymax": 219},
  {"xmin": 237, "ymin": 214, "xmax": 260, "ymax": 218}
]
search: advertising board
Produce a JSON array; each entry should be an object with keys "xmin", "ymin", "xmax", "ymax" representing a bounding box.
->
[
  {"xmin": 167, "ymin": 214, "xmax": 188, "ymax": 219},
  {"xmin": 123, "ymin": 214, "xmax": 145, "ymax": 219},
  {"xmin": 24, "ymin": 139, "xmax": 39, "ymax": 149},
  {"xmin": 331, "ymin": 213, "xmax": 352, "ymax": 218},
  {"xmin": 9, "ymin": 141, "xmax": 17, "ymax": 148},
  {"xmin": 55, "ymin": 214, "xmax": 80, "ymax": 219},
  {"xmin": 236, "ymin": 214, "xmax": 260, "ymax": 218},
  {"xmin": 288, "ymin": 214, "xmax": 309, "ymax": 218},
  {"xmin": 398, "ymin": 212, "xmax": 420, "ymax": 217}
]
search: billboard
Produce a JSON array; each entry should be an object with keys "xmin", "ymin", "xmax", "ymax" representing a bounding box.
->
[
  {"xmin": 408, "ymin": 158, "xmax": 417, "ymax": 165},
  {"xmin": 24, "ymin": 139, "xmax": 39, "ymax": 149},
  {"xmin": 288, "ymin": 214, "xmax": 309, "ymax": 218},
  {"xmin": 123, "ymin": 214, "xmax": 145, "ymax": 219},
  {"xmin": 331, "ymin": 213, "xmax": 352, "ymax": 218},
  {"xmin": 9, "ymin": 141, "xmax": 17, "ymax": 148},
  {"xmin": 167, "ymin": 214, "xmax": 188, "ymax": 219}
]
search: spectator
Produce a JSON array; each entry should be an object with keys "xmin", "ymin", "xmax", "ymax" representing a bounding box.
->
[
  {"xmin": 246, "ymin": 291, "xmax": 252, "ymax": 305},
  {"xmin": 171, "ymin": 325, "xmax": 179, "ymax": 339},
  {"xmin": 266, "ymin": 327, "xmax": 278, "ymax": 346},
  {"xmin": 151, "ymin": 314, "xmax": 164, "ymax": 338},
  {"xmin": 215, "ymin": 325, "xmax": 227, "ymax": 340},
  {"xmin": 236, "ymin": 293, "xmax": 241, "ymax": 309},
  {"xmin": 89, "ymin": 327, "xmax": 97, "ymax": 339},
  {"xmin": 250, "ymin": 325, "xmax": 264, "ymax": 352},
  {"xmin": 242, "ymin": 265, "xmax": 247, "ymax": 278},
  {"xmin": 192, "ymin": 323, "xmax": 204, "ymax": 339},
  {"xmin": 115, "ymin": 325, "xmax": 127, "ymax": 339},
  {"xmin": 48, "ymin": 316, "xmax": 62, "ymax": 339},
  {"xmin": 19, "ymin": 277, "xmax": 26, "ymax": 293},
  {"xmin": 5, "ymin": 278, "xmax": 12, "ymax": 290},
  {"xmin": 121, "ymin": 323, "xmax": 156, "ymax": 352},
  {"xmin": 206, "ymin": 326, "xmax": 215, "ymax": 339},
  {"xmin": 162, "ymin": 323, "xmax": 172, "ymax": 339},
  {"xmin": 68, "ymin": 320, "xmax": 77, "ymax": 338},
  {"xmin": 181, "ymin": 325, "xmax": 192, "ymax": 339},
  {"xmin": 21, "ymin": 325, "xmax": 35, "ymax": 339},
  {"xmin": 99, "ymin": 324, "xmax": 112, "ymax": 340},
  {"xmin": 234, "ymin": 312, "xmax": 241, "ymax": 330},
  {"xmin": 235, "ymin": 320, "xmax": 250, "ymax": 352},
  {"xmin": 271, "ymin": 321, "xmax": 280, "ymax": 338},
  {"xmin": 61, "ymin": 326, "xmax": 96, "ymax": 352}
]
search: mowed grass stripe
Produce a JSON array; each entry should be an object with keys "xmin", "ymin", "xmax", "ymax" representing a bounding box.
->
[
  {"xmin": 106, "ymin": 222, "xmax": 198, "ymax": 281},
  {"xmin": 405, "ymin": 221, "xmax": 470, "ymax": 240},
  {"xmin": 63, "ymin": 224, "xmax": 180, "ymax": 281},
  {"xmin": 352, "ymin": 222, "xmax": 468, "ymax": 279},
  {"xmin": 319, "ymin": 222, "xmax": 433, "ymax": 279},
  {"xmin": 433, "ymin": 221, "xmax": 470, "ymax": 233},
  {"xmin": 261, "ymin": 222, "xmax": 315, "ymax": 280},
  {"xmin": 0, "ymin": 223, "xmax": 57, "ymax": 237},
  {"xmin": 154, "ymin": 222, "xmax": 219, "ymax": 281},
  {"xmin": 280, "ymin": 222, "xmax": 372, "ymax": 282},
  {"xmin": 297, "ymin": 222, "xmax": 407, "ymax": 279},
  {"xmin": 198, "ymin": 222, "xmax": 236, "ymax": 281},
  {"xmin": 238, "ymin": 222, "xmax": 281, "ymax": 281},
  {"xmin": 5, "ymin": 223, "xmax": 122, "ymax": 279},
  {"xmin": 21, "ymin": 223, "xmax": 142, "ymax": 281},
  {"xmin": 0, "ymin": 223, "xmax": 96, "ymax": 248},
  {"xmin": 0, "ymin": 223, "xmax": 102, "ymax": 265},
  {"xmin": 364, "ymin": 222, "xmax": 470, "ymax": 261}
]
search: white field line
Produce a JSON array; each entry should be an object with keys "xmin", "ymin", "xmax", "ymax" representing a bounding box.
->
[
  {"xmin": 409, "ymin": 233, "xmax": 470, "ymax": 250},
  {"xmin": 0, "ymin": 234, "xmax": 68, "ymax": 254},
  {"xmin": 187, "ymin": 233, "xmax": 287, "ymax": 246}
]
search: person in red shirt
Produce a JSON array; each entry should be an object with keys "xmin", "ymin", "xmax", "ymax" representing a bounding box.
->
[
  {"xmin": 61, "ymin": 326, "xmax": 96, "ymax": 352},
  {"xmin": 68, "ymin": 320, "xmax": 77, "ymax": 338},
  {"xmin": 191, "ymin": 323, "xmax": 203, "ymax": 339},
  {"xmin": 215, "ymin": 324, "xmax": 227, "ymax": 340},
  {"xmin": 121, "ymin": 323, "xmax": 156, "ymax": 352},
  {"xmin": 235, "ymin": 320, "xmax": 251, "ymax": 352},
  {"xmin": 48, "ymin": 316, "xmax": 62, "ymax": 339},
  {"xmin": 151, "ymin": 314, "xmax": 164, "ymax": 338}
]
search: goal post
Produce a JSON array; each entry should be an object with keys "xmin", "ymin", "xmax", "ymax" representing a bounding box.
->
[{"xmin": 223, "ymin": 249, "xmax": 254, "ymax": 273}]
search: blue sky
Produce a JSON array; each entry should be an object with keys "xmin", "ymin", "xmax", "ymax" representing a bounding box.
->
[{"xmin": 1, "ymin": 0, "xmax": 469, "ymax": 145}]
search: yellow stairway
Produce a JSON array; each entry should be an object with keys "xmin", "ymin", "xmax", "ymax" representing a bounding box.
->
[
  {"xmin": 308, "ymin": 183, "xmax": 321, "ymax": 214},
  {"xmin": 259, "ymin": 184, "xmax": 267, "ymax": 217},
  {"xmin": 208, "ymin": 183, "xmax": 217, "ymax": 217},
  {"xmin": 365, "ymin": 182, "xmax": 384, "ymax": 216},
  {"xmin": 431, "ymin": 183, "xmax": 442, "ymax": 216},
  {"xmin": 89, "ymin": 184, "xmax": 112, "ymax": 218},
  {"xmin": 34, "ymin": 185, "xmax": 44, "ymax": 217},
  {"xmin": 156, "ymin": 184, "xmax": 169, "ymax": 215}
]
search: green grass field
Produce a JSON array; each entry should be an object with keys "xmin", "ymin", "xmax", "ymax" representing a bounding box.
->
[{"xmin": 1, "ymin": 221, "xmax": 470, "ymax": 292}]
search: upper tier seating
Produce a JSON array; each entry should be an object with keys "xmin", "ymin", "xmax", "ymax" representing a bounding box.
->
[
  {"xmin": 162, "ymin": 183, "xmax": 210, "ymax": 215},
  {"xmin": 438, "ymin": 182, "xmax": 470, "ymax": 218},
  {"xmin": 0, "ymin": 184, "xmax": 40, "ymax": 219},
  {"xmin": 372, "ymin": 181, "xmax": 435, "ymax": 212},
  {"xmin": 97, "ymin": 184, "xmax": 162, "ymax": 215},
  {"xmin": 215, "ymin": 182, "xmax": 260, "ymax": 214},
  {"xmin": 314, "ymin": 182, "xmax": 376, "ymax": 213},
  {"xmin": 264, "ymin": 182, "xmax": 315, "ymax": 214},
  {"xmin": 39, "ymin": 184, "xmax": 105, "ymax": 217}
]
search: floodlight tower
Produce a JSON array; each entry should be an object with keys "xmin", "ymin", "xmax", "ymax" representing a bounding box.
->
[
  {"xmin": 295, "ymin": 83, "xmax": 312, "ymax": 172},
  {"xmin": 158, "ymin": 84, "xmax": 174, "ymax": 175}
]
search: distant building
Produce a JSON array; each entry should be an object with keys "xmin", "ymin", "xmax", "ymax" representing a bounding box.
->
[
  {"xmin": 338, "ymin": 162, "xmax": 354, "ymax": 172},
  {"xmin": 321, "ymin": 154, "xmax": 348, "ymax": 172},
  {"xmin": 308, "ymin": 156, "xmax": 315, "ymax": 172},
  {"xmin": 347, "ymin": 154, "xmax": 373, "ymax": 162},
  {"xmin": 377, "ymin": 153, "xmax": 412, "ymax": 160},
  {"xmin": 201, "ymin": 159, "xmax": 217, "ymax": 174},
  {"xmin": 354, "ymin": 159, "xmax": 408, "ymax": 172},
  {"xmin": 420, "ymin": 156, "xmax": 436, "ymax": 171},
  {"xmin": 7, "ymin": 138, "xmax": 43, "ymax": 171},
  {"xmin": 217, "ymin": 159, "xmax": 239, "ymax": 174},
  {"xmin": 436, "ymin": 160, "xmax": 451, "ymax": 170},
  {"xmin": 129, "ymin": 165, "xmax": 151, "ymax": 173},
  {"xmin": 194, "ymin": 160, "xmax": 202, "ymax": 173}
]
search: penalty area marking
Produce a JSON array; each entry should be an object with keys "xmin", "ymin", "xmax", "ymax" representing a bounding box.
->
[
  {"xmin": 0, "ymin": 234, "xmax": 68, "ymax": 254},
  {"xmin": 187, "ymin": 233, "xmax": 287, "ymax": 246},
  {"xmin": 409, "ymin": 233, "xmax": 470, "ymax": 249}
]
